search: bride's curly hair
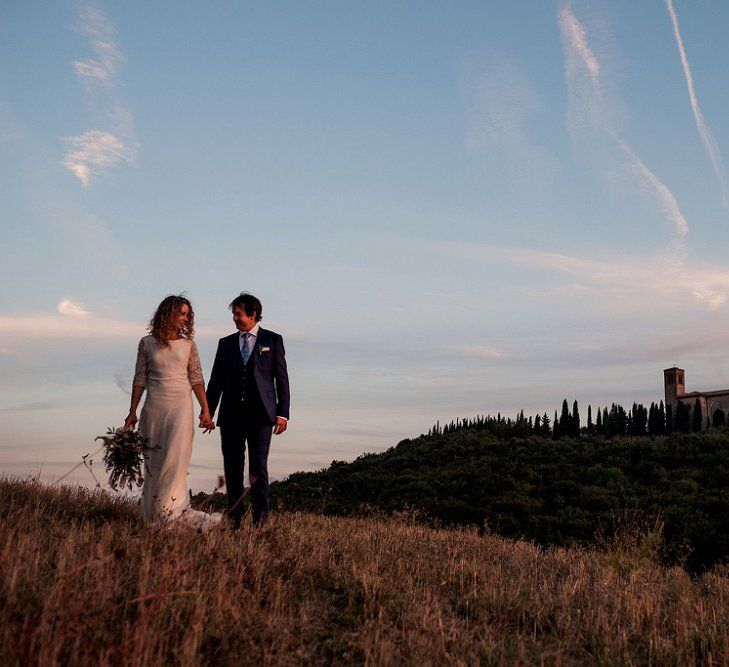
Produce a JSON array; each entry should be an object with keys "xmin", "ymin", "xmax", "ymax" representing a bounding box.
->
[{"xmin": 148, "ymin": 295, "xmax": 194, "ymax": 347}]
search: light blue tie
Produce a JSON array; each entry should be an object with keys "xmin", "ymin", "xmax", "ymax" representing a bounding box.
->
[{"xmin": 241, "ymin": 333, "xmax": 251, "ymax": 364}]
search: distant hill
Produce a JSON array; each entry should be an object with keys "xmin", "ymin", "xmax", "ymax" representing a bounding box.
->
[{"xmin": 267, "ymin": 427, "xmax": 729, "ymax": 571}]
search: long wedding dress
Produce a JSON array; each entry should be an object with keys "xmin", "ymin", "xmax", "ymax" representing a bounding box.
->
[{"xmin": 134, "ymin": 335, "xmax": 222, "ymax": 528}]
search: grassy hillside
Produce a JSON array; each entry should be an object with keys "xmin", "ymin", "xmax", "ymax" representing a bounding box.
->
[
  {"xmin": 268, "ymin": 429, "xmax": 729, "ymax": 571},
  {"xmin": 2, "ymin": 477, "xmax": 729, "ymax": 665}
]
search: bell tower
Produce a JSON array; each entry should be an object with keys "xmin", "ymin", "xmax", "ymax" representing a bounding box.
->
[{"xmin": 663, "ymin": 367, "xmax": 685, "ymax": 411}]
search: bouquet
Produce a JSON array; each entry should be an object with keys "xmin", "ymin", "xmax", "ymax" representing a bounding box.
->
[{"xmin": 95, "ymin": 427, "xmax": 158, "ymax": 491}]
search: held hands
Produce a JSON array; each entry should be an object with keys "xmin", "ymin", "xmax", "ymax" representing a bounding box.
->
[{"xmin": 198, "ymin": 412, "xmax": 215, "ymax": 434}]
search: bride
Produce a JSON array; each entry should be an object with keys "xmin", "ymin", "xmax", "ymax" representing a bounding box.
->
[{"xmin": 123, "ymin": 295, "xmax": 221, "ymax": 527}]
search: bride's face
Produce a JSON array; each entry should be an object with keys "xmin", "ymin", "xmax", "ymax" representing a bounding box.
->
[{"xmin": 176, "ymin": 304, "xmax": 190, "ymax": 330}]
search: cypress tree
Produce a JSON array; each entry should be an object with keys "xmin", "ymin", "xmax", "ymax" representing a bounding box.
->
[
  {"xmin": 572, "ymin": 400, "xmax": 580, "ymax": 436},
  {"xmin": 632, "ymin": 403, "xmax": 647, "ymax": 435},
  {"xmin": 648, "ymin": 402, "xmax": 657, "ymax": 436},
  {"xmin": 692, "ymin": 398, "xmax": 703, "ymax": 433},
  {"xmin": 541, "ymin": 412, "xmax": 551, "ymax": 437},
  {"xmin": 587, "ymin": 404, "xmax": 593, "ymax": 434},
  {"xmin": 559, "ymin": 400, "xmax": 571, "ymax": 437},
  {"xmin": 657, "ymin": 402, "xmax": 663, "ymax": 435},
  {"xmin": 649, "ymin": 401, "xmax": 664, "ymax": 436},
  {"xmin": 665, "ymin": 404, "xmax": 672, "ymax": 434},
  {"xmin": 676, "ymin": 402, "xmax": 690, "ymax": 433}
]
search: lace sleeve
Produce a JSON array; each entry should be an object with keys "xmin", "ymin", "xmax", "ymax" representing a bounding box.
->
[
  {"xmin": 187, "ymin": 341, "xmax": 204, "ymax": 386},
  {"xmin": 133, "ymin": 338, "xmax": 148, "ymax": 388}
]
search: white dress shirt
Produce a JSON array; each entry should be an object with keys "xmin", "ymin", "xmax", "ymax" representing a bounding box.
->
[{"xmin": 239, "ymin": 323, "xmax": 260, "ymax": 356}]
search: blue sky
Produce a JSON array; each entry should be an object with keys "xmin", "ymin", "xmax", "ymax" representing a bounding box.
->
[{"xmin": 2, "ymin": 1, "xmax": 729, "ymax": 490}]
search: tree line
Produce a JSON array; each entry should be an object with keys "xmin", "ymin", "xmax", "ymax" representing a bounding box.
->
[{"xmin": 428, "ymin": 398, "xmax": 720, "ymax": 439}]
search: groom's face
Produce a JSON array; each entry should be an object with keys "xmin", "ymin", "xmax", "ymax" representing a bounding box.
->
[{"xmin": 232, "ymin": 306, "xmax": 257, "ymax": 332}]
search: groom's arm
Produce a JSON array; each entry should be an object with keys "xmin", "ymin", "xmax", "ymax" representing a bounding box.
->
[
  {"xmin": 273, "ymin": 334, "xmax": 290, "ymax": 421},
  {"xmin": 205, "ymin": 339, "xmax": 225, "ymax": 420}
]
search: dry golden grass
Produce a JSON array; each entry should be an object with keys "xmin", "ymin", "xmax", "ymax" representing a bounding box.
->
[{"xmin": 1, "ymin": 477, "xmax": 727, "ymax": 666}]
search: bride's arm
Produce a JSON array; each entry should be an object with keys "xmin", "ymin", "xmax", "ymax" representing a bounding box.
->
[
  {"xmin": 188, "ymin": 341, "xmax": 214, "ymax": 432},
  {"xmin": 123, "ymin": 386, "xmax": 144, "ymax": 430},
  {"xmin": 123, "ymin": 339, "xmax": 147, "ymax": 430},
  {"xmin": 192, "ymin": 383, "xmax": 214, "ymax": 432}
]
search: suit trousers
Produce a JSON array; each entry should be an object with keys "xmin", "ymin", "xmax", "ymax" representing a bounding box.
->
[{"xmin": 220, "ymin": 420, "xmax": 273, "ymax": 524}]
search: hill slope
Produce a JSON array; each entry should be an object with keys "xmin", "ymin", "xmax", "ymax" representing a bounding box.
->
[
  {"xmin": 269, "ymin": 429, "xmax": 729, "ymax": 571},
  {"xmin": 2, "ymin": 478, "xmax": 729, "ymax": 665}
]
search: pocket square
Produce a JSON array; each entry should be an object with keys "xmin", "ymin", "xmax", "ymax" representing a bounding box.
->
[{"xmin": 260, "ymin": 346, "xmax": 270, "ymax": 352}]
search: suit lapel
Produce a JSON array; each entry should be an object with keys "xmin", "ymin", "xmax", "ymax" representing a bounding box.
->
[{"xmin": 253, "ymin": 328, "xmax": 269, "ymax": 369}]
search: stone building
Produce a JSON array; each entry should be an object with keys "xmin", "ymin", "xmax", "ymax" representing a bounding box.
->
[{"xmin": 664, "ymin": 367, "xmax": 729, "ymax": 430}]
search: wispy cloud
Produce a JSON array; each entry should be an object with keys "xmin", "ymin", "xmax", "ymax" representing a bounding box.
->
[
  {"xmin": 453, "ymin": 345, "xmax": 505, "ymax": 360},
  {"xmin": 61, "ymin": 2, "xmax": 138, "ymax": 186},
  {"xmin": 0, "ymin": 306, "xmax": 223, "ymax": 343},
  {"xmin": 463, "ymin": 57, "xmax": 539, "ymax": 148},
  {"xmin": 461, "ymin": 55, "xmax": 559, "ymax": 185},
  {"xmin": 0, "ymin": 103, "xmax": 129, "ymax": 277},
  {"xmin": 558, "ymin": 3, "xmax": 689, "ymax": 244},
  {"xmin": 665, "ymin": 0, "xmax": 729, "ymax": 210},
  {"xmin": 444, "ymin": 241, "xmax": 729, "ymax": 311},
  {"xmin": 57, "ymin": 298, "xmax": 92, "ymax": 317},
  {"xmin": 60, "ymin": 130, "xmax": 133, "ymax": 187},
  {"xmin": 0, "ymin": 313, "xmax": 141, "ymax": 339},
  {"xmin": 72, "ymin": 5, "xmax": 124, "ymax": 87}
]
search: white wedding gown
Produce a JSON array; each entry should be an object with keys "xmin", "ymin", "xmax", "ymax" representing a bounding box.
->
[{"xmin": 134, "ymin": 335, "xmax": 222, "ymax": 528}]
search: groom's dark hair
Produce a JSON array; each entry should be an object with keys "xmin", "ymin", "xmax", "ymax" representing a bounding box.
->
[{"xmin": 229, "ymin": 292, "xmax": 263, "ymax": 321}]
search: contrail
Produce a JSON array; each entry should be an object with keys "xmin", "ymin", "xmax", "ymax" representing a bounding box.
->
[
  {"xmin": 666, "ymin": 0, "xmax": 729, "ymax": 209},
  {"xmin": 614, "ymin": 135, "xmax": 689, "ymax": 240},
  {"xmin": 558, "ymin": 6, "xmax": 600, "ymax": 90},
  {"xmin": 559, "ymin": 3, "xmax": 689, "ymax": 245}
]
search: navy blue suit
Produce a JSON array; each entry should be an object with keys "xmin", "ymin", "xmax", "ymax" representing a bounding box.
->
[{"xmin": 206, "ymin": 328, "xmax": 290, "ymax": 523}]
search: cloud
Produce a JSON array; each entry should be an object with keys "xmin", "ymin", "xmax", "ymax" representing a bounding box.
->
[
  {"xmin": 72, "ymin": 5, "xmax": 124, "ymax": 88},
  {"xmin": 0, "ymin": 402, "xmax": 58, "ymax": 413},
  {"xmin": 453, "ymin": 345, "xmax": 505, "ymax": 360},
  {"xmin": 0, "ymin": 103, "xmax": 129, "ymax": 278},
  {"xmin": 665, "ymin": 0, "xmax": 729, "ymax": 211},
  {"xmin": 0, "ymin": 313, "xmax": 141, "ymax": 339},
  {"xmin": 60, "ymin": 130, "xmax": 133, "ymax": 187},
  {"xmin": 460, "ymin": 55, "xmax": 559, "ymax": 185},
  {"xmin": 558, "ymin": 3, "xmax": 689, "ymax": 244},
  {"xmin": 443, "ymin": 241, "xmax": 729, "ymax": 311},
  {"xmin": 463, "ymin": 57, "xmax": 539, "ymax": 148},
  {"xmin": 60, "ymin": 2, "xmax": 138, "ymax": 186},
  {"xmin": 57, "ymin": 299, "xmax": 92, "ymax": 317},
  {"xmin": 0, "ymin": 307, "xmax": 224, "ymax": 343}
]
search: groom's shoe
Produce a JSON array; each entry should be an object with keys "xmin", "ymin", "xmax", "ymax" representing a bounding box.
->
[{"xmin": 252, "ymin": 511, "xmax": 268, "ymax": 527}]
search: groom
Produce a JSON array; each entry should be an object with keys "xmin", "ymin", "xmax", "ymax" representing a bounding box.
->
[{"xmin": 206, "ymin": 293, "xmax": 290, "ymax": 526}]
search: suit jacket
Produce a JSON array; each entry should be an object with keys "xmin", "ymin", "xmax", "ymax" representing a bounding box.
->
[{"xmin": 206, "ymin": 328, "xmax": 290, "ymax": 427}]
